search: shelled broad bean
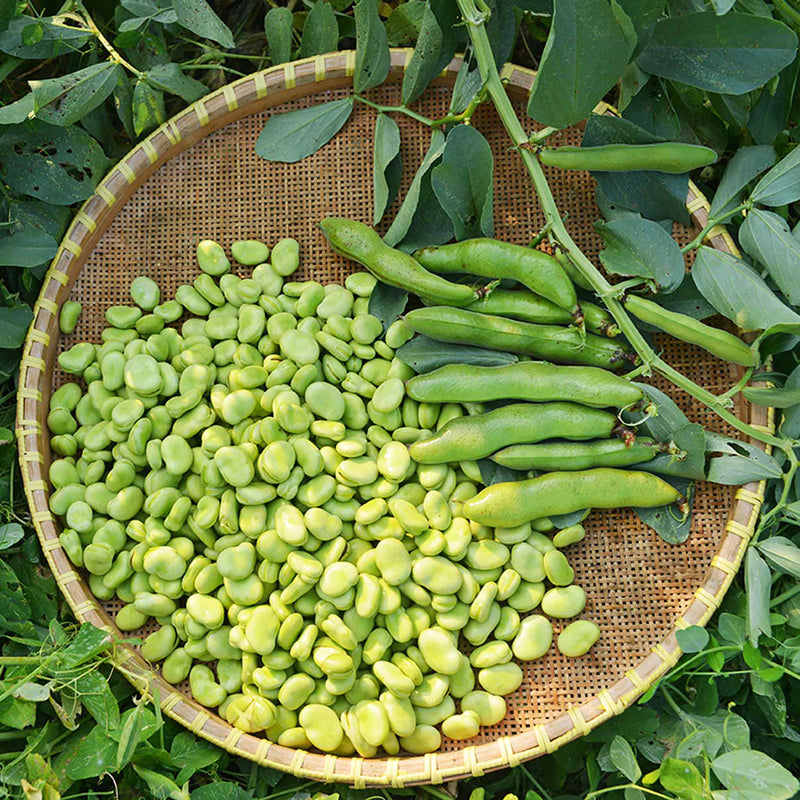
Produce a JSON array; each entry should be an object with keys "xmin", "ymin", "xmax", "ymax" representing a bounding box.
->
[{"xmin": 49, "ymin": 236, "xmax": 596, "ymax": 757}]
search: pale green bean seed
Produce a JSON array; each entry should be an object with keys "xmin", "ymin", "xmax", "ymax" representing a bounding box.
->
[
  {"xmin": 441, "ymin": 710, "xmax": 481, "ymax": 740},
  {"xmin": 541, "ymin": 586, "xmax": 586, "ymax": 618},
  {"xmin": 304, "ymin": 382, "xmax": 345, "ymax": 421},
  {"xmin": 271, "ymin": 238, "xmax": 300, "ymax": 277},
  {"xmin": 59, "ymin": 301, "xmax": 82, "ymax": 334},
  {"xmin": 388, "ymin": 498, "xmax": 428, "ymax": 535},
  {"xmin": 461, "ymin": 691, "xmax": 507, "ymax": 726},
  {"xmin": 511, "ymin": 543, "xmax": 545, "ymax": 583},
  {"xmin": 557, "ymin": 620, "xmax": 601, "ymax": 657},
  {"xmin": 418, "ymin": 628, "xmax": 461, "ymax": 675},
  {"xmin": 196, "ymin": 240, "xmax": 230, "ymax": 275},
  {"xmin": 399, "ymin": 725, "xmax": 441, "ymax": 754},
  {"xmin": 413, "ymin": 696, "xmax": 455, "ymax": 726},
  {"xmin": 477, "ymin": 662, "xmax": 523, "ymax": 696},
  {"xmin": 371, "ymin": 378, "xmax": 404, "ymax": 414},
  {"xmin": 412, "ymin": 556, "xmax": 462, "ymax": 595},
  {"xmin": 319, "ymin": 562, "xmax": 358, "ymax": 596},
  {"xmin": 543, "ymin": 550, "xmax": 575, "ymax": 586},
  {"xmin": 374, "ymin": 538, "xmax": 412, "ymax": 585},
  {"xmin": 377, "ymin": 441, "xmax": 410, "ymax": 482}
]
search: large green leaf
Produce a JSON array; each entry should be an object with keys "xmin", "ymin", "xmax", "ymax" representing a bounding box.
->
[
  {"xmin": 255, "ymin": 98, "xmax": 353, "ymax": 163},
  {"xmin": 712, "ymin": 750, "xmax": 799, "ymax": 800},
  {"xmin": 739, "ymin": 207, "xmax": 800, "ymax": 305},
  {"xmin": 748, "ymin": 55, "xmax": 799, "ymax": 145},
  {"xmin": 709, "ymin": 144, "xmax": 775, "ymax": 216},
  {"xmin": 595, "ymin": 216, "xmax": 684, "ymax": 292},
  {"xmin": 31, "ymin": 62, "xmax": 121, "ymax": 127},
  {"xmin": 637, "ymin": 13, "xmax": 797, "ymax": 95},
  {"xmin": 692, "ymin": 246, "xmax": 800, "ymax": 331},
  {"xmin": 384, "ymin": 128, "xmax": 446, "ymax": 246},
  {"xmin": 0, "ymin": 226, "xmax": 57, "ymax": 268},
  {"xmin": 299, "ymin": 1, "xmax": 339, "ymax": 58},
  {"xmin": 750, "ymin": 144, "xmax": 800, "ymax": 206},
  {"xmin": 401, "ymin": 3, "xmax": 444, "ymax": 106},
  {"xmin": 264, "ymin": 7, "xmax": 294, "ymax": 65},
  {"xmin": 372, "ymin": 113, "xmax": 402, "ymax": 225},
  {"xmin": 144, "ymin": 62, "xmax": 208, "ymax": 103},
  {"xmin": 527, "ymin": 0, "xmax": 635, "ymax": 128},
  {"xmin": 0, "ymin": 16, "xmax": 92, "ymax": 59},
  {"xmin": 172, "ymin": 0, "xmax": 235, "ymax": 48},
  {"xmin": 431, "ymin": 124, "xmax": 494, "ymax": 240},
  {"xmin": 354, "ymin": 0, "xmax": 390, "ymax": 93},
  {"xmin": 745, "ymin": 548, "xmax": 772, "ymax": 646}
]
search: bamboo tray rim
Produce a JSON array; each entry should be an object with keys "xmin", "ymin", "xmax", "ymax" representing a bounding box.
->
[{"xmin": 16, "ymin": 49, "xmax": 772, "ymax": 787}]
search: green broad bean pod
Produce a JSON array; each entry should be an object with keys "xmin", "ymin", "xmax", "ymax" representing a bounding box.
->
[
  {"xmin": 404, "ymin": 307, "xmax": 636, "ymax": 370},
  {"xmin": 538, "ymin": 142, "xmax": 717, "ymax": 174}
]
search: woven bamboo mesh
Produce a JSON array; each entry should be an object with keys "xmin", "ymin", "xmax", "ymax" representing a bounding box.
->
[{"xmin": 17, "ymin": 50, "xmax": 771, "ymax": 787}]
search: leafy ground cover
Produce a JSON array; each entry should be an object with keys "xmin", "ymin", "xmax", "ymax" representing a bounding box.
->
[{"xmin": 0, "ymin": 2, "xmax": 799, "ymax": 799}]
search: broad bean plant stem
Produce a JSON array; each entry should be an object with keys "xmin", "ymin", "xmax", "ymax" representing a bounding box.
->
[{"xmin": 455, "ymin": 0, "xmax": 791, "ymax": 461}]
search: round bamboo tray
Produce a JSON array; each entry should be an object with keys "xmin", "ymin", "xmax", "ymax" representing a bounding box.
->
[{"xmin": 17, "ymin": 49, "xmax": 771, "ymax": 787}]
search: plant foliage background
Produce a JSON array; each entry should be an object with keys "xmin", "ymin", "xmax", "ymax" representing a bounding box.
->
[{"xmin": 1, "ymin": 1, "xmax": 800, "ymax": 799}]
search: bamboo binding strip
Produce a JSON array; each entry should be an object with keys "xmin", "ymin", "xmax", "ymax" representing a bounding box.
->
[{"xmin": 17, "ymin": 50, "xmax": 771, "ymax": 786}]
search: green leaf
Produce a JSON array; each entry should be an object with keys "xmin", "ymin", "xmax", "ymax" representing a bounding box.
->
[
  {"xmin": 385, "ymin": 0, "xmax": 427, "ymax": 45},
  {"xmin": 144, "ymin": 63, "xmax": 208, "ymax": 103},
  {"xmin": 401, "ymin": 3, "xmax": 443, "ymax": 106},
  {"xmin": 478, "ymin": 458, "xmax": 526, "ymax": 486},
  {"xmin": 692, "ymin": 246, "xmax": 800, "ymax": 332},
  {"xmin": 718, "ymin": 612, "xmax": 746, "ymax": 645},
  {"xmin": 746, "ymin": 548, "xmax": 772, "ymax": 646},
  {"xmin": 170, "ymin": 731, "xmax": 222, "ymax": 783},
  {"xmin": 0, "ymin": 305, "xmax": 33, "ymax": 349},
  {"xmin": 132, "ymin": 764, "xmax": 184, "ymax": 800},
  {"xmin": 0, "ymin": 120, "xmax": 110, "ymax": 204},
  {"xmin": 0, "ymin": 522, "xmax": 24, "ymax": 550},
  {"xmin": 712, "ymin": 750, "xmax": 799, "ymax": 800},
  {"xmin": 299, "ymin": 1, "xmax": 338, "ymax": 58},
  {"xmin": 0, "ymin": 16, "xmax": 93, "ymax": 59},
  {"xmin": 622, "ymin": 77, "xmax": 681, "ymax": 141},
  {"xmin": 192, "ymin": 783, "xmax": 252, "ymax": 800},
  {"xmin": 30, "ymin": 62, "xmax": 120, "ymax": 127},
  {"xmin": 750, "ymin": 143, "xmax": 800, "ymax": 206},
  {"xmin": 372, "ymin": 113, "xmax": 402, "ymax": 225},
  {"xmin": 637, "ymin": 14, "xmax": 797, "ymax": 95},
  {"xmin": 758, "ymin": 536, "xmax": 800, "ymax": 578},
  {"xmin": 368, "ymin": 281, "xmax": 408, "ymax": 331},
  {"xmin": 172, "ymin": 0, "xmax": 234, "ymax": 48},
  {"xmin": 132, "ymin": 79, "xmax": 165, "ymax": 136},
  {"xmin": 384, "ymin": 128, "xmax": 446, "ymax": 246},
  {"xmin": 265, "ymin": 7, "xmax": 294, "ymax": 66},
  {"xmin": 431, "ymin": 125, "xmax": 494, "ymax": 240},
  {"xmin": 608, "ymin": 735, "xmax": 641, "ymax": 782},
  {"xmin": 60, "ymin": 724, "xmax": 118, "ymax": 780},
  {"xmin": 0, "ymin": 93, "xmax": 33, "ymax": 124},
  {"xmin": 633, "ymin": 479, "xmax": 692, "ymax": 544},
  {"xmin": 676, "ymin": 625, "xmax": 710, "ymax": 653},
  {"xmin": 709, "ymin": 145, "xmax": 776, "ymax": 217},
  {"xmin": 659, "ymin": 758, "xmax": 709, "ymax": 800},
  {"xmin": 13, "ymin": 681, "xmax": 51, "ymax": 702},
  {"xmin": 0, "ymin": 226, "xmax": 57, "ymax": 267},
  {"xmin": 742, "ymin": 385, "xmax": 800, "ymax": 408},
  {"xmin": 0, "ymin": 696, "xmax": 35, "ymax": 728},
  {"xmin": 581, "ymin": 115, "xmax": 689, "ymax": 223},
  {"xmin": 527, "ymin": 0, "xmax": 635, "ymax": 128},
  {"xmin": 256, "ymin": 98, "xmax": 353, "ymax": 164},
  {"xmin": 705, "ymin": 431, "xmax": 782, "ymax": 483},
  {"xmin": 748, "ymin": 55, "xmax": 799, "ymax": 146},
  {"xmin": 392, "ymin": 168, "xmax": 454, "ymax": 252},
  {"xmin": 595, "ymin": 217, "xmax": 684, "ymax": 292},
  {"xmin": 643, "ymin": 423, "xmax": 707, "ymax": 480},
  {"xmin": 396, "ymin": 336, "xmax": 519, "ymax": 373},
  {"xmin": 739, "ymin": 208, "xmax": 800, "ymax": 305},
  {"xmin": 354, "ymin": 0, "xmax": 390, "ymax": 93},
  {"xmin": 55, "ymin": 623, "xmax": 112, "ymax": 669}
]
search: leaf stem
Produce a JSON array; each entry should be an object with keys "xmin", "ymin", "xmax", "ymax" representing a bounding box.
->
[
  {"xmin": 66, "ymin": 4, "xmax": 143, "ymax": 79},
  {"xmin": 770, "ymin": 581, "xmax": 800, "ymax": 608},
  {"xmin": 454, "ymin": 0, "xmax": 790, "ymax": 458},
  {"xmin": 353, "ymin": 94, "xmax": 436, "ymax": 126},
  {"xmin": 529, "ymin": 125, "xmax": 558, "ymax": 143},
  {"xmin": 680, "ymin": 202, "xmax": 749, "ymax": 254}
]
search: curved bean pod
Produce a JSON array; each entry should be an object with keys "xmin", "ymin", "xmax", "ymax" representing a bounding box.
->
[
  {"xmin": 491, "ymin": 437, "xmax": 671, "ymax": 471},
  {"xmin": 405, "ymin": 362, "xmax": 644, "ymax": 408},
  {"xmin": 539, "ymin": 143, "xmax": 717, "ymax": 174},
  {"xmin": 465, "ymin": 289, "xmax": 619, "ymax": 337},
  {"xmin": 624, "ymin": 295, "xmax": 756, "ymax": 366},
  {"xmin": 319, "ymin": 218, "xmax": 480, "ymax": 306},
  {"xmin": 413, "ymin": 239, "xmax": 578, "ymax": 316},
  {"xmin": 462, "ymin": 468, "xmax": 686, "ymax": 527},
  {"xmin": 404, "ymin": 307, "xmax": 637, "ymax": 371},
  {"xmin": 409, "ymin": 402, "xmax": 620, "ymax": 464}
]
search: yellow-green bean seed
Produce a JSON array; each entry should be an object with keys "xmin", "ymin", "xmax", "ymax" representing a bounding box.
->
[
  {"xmin": 319, "ymin": 562, "xmax": 359, "ymax": 597},
  {"xmin": 374, "ymin": 538, "xmax": 412, "ymax": 585},
  {"xmin": 373, "ymin": 661, "xmax": 415, "ymax": 697},
  {"xmin": 388, "ymin": 498, "xmax": 428, "ymax": 535},
  {"xmin": 510, "ymin": 543, "xmax": 545, "ymax": 583},
  {"xmin": 59, "ymin": 301, "xmax": 82, "ymax": 334},
  {"xmin": 441, "ymin": 710, "xmax": 481, "ymax": 740},
  {"xmin": 512, "ymin": 614, "xmax": 553, "ymax": 661},
  {"xmin": 196, "ymin": 239, "xmax": 230, "ymax": 275},
  {"xmin": 557, "ymin": 620, "xmax": 601, "ymax": 657},
  {"xmin": 376, "ymin": 441, "xmax": 410, "ymax": 482},
  {"xmin": 231, "ymin": 239, "xmax": 270, "ymax": 265},
  {"xmin": 399, "ymin": 725, "xmax": 441, "ymax": 754},
  {"xmin": 461, "ymin": 691, "xmax": 506, "ymax": 726},
  {"xmin": 412, "ymin": 556, "xmax": 462, "ymax": 595},
  {"xmin": 305, "ymin": 381, "xmax": 345, "ymax": 420},
  {"xmin": 271, "ymin": 238, "xmax": 300, "ymax": 277},
  {"xmin": 553, "ymin": 524, "xmax": 586, "ymax": 548},
  {"xmin": 418, "ymin": 628, "xmax": 461, "ymax": 675},
  {"xmin": 477, "ymin": 662, "xmax": 523, "ymax": 696},
  {"xmin": 371, "ymin": 378, "xmax": 405, "ymax": 414},
  {"xmin": 541, "ymin": 586, "xmax": 586, "ymax": 618},
  {"xmin": 543, "ymin": 549, "xmax": 575, "ymax": 586}
]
